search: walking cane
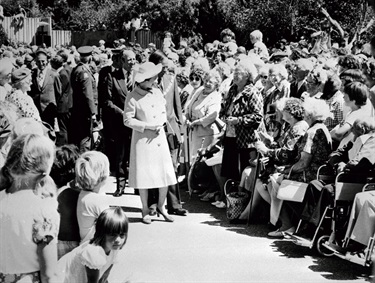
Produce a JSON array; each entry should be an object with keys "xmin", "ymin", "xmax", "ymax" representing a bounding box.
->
[{"xmin": 247, "ymin": 130, "xmax": 263, "ymax": 225}]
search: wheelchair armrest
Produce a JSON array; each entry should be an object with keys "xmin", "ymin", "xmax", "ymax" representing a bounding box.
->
[{"xmin": 363, "ymin": 183, "xmax": 375, "ymax": 192}]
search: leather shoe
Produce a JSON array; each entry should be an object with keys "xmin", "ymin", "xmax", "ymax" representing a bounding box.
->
[
  {"xmin": 113, "ymin": 188, "xmax": 124, "ymax": 197},
  {"xmin": 168, "ymin": 208, "xmax": 188, "ymax": 216}
]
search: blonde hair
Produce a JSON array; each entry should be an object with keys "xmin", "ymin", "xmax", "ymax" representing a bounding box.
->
[
  {"xmin": 12, "ymin": 117, "xmax": 44, "ymax": 139},
  {"xmin": 0, "ymin": 134, "xmax": 55, "ymax": 191},
  {"xmin": 75, "ymin": 151, "xmax": 109, "ymax": 191},
  {"xmin": 303, "ymin": 98, "xmax": 332, "ymax": 122},
  {"xmin": 250, "ymin": 30, "xmax": 263, "ymax": 42}
]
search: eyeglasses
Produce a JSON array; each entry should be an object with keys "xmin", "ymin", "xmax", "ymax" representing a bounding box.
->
[
  {"xmin": 189, "ymin": 76, "xmax": 201, "ymax": 82},
  {"xmin": 260, "ymin": 75, "xmax": 268, "ymax": 79}
]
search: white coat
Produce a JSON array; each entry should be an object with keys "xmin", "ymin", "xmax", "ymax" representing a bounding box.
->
[{"xmin": 124, "ymin": 86, "xmax": 177, "ymax": 189}]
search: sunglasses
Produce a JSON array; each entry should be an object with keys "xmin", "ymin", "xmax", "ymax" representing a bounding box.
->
[
  {"xmin": 260, "ymin": 75, "xmax": 268, "ymax": 79},
  {"xmin": 189, "ymin": 76, "xmax": 201, "ymax": 82}
]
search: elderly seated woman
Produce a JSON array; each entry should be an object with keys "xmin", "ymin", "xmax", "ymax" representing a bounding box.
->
[
  {"xmin": 238, "ymin": 97, "xmax": 309, "ymax": 221},
  {"xmin": 292, "ymin": 117, "xmax": 375, "ymax": 239},
  {"xmin": 267, "ymin": 98, "xmax": 333, "ymax": 237}
]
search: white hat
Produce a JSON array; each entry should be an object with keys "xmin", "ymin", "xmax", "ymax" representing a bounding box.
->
[{"xmin": 134, "ymin": 62, "xmax": 162, "ymax": 83}]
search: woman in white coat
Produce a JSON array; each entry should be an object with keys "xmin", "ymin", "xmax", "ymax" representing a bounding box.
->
[{"xmin": 124, "ymin": 62, "xmax": 176, "ymax": 224}]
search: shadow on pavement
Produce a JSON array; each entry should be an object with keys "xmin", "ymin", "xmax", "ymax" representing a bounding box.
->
[
  {"xmin": 182, "ymin": 188, "xmax": 272, "ymax": 238},
  {"xmin": 271, "ymin": 239, "xmax": 372, "ymax": 281}
]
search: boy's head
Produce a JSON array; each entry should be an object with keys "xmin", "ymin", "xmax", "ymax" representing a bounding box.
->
[
  {"xmin": 250, "ymin": 30, "xmax": 263, "ymax": 44},
  {"xmin": 75, "ymin": 151, "xmax": 110, "ymax": 191}
]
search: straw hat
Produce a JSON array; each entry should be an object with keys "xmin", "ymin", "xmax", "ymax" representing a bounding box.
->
[{"xmin": 134, "ymin": 62, "xmax": 162, "ymax": 83}]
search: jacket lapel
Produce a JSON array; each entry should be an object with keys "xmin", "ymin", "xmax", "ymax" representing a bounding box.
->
[{"xmin": 115, "ymin": 69, "xmax": 127, "ymax": 95}]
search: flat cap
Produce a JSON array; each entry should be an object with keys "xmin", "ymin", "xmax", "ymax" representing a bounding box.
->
[
  {"xmin": 11, "ymin": 67, "xmax": 31, "ymax": 84},
  {"xmin": 77, "ymin": 46, "xmax": 93, "ymax": 56}
]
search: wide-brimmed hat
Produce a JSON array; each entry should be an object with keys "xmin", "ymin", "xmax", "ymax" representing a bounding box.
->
[{"xmin": 134, "ymin": 62, "xmax": 162, "ymax": 83}]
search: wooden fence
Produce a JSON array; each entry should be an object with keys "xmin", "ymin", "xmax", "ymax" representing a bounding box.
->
[
  {"xmin": 2, "ymin": 16, "xmax": 163, "ymax": 49},
  {"xmin": 2, "ymin": 16, "xmax": 51, "ymax": 45},
  {"xmin": 51, "ymin": 30, "xmax": 72, "ymax": 47}
]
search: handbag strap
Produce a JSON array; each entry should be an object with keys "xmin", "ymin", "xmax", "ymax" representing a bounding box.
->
[{"xmin": 287, "ymin": 165, "xmax": 306, "ymax": 182}]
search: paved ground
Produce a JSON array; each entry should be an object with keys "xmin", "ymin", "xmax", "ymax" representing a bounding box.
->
[{"xmin": 99, "ymin": 177, "xmax": 372, "ymax": 283}]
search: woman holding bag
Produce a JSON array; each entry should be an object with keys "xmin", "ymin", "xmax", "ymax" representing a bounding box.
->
[{"xmin": 267, "ymin": 98, "xmax": 332, "ymax": 237}]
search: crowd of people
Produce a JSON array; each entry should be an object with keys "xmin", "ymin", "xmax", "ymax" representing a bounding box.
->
[{"xmin": 1, "ymin": 24, "xmax": 375, "ymax": 282}]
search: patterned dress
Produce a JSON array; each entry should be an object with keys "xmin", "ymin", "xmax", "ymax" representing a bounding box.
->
[
  {"xmin": 5, "ymin": 89, "xmax": 41, "ymax": 121},
  {"xmin": 288, "ymin": 121, "xmax": 332, "ymax": 183}
]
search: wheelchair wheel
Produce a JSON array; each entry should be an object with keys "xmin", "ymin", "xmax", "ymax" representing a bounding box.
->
[{"xmin": 316, "ymin": 235, "xmax": 334, "ymax": 257}]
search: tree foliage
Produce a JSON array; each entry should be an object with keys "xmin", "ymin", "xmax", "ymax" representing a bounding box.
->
[{"xmin": 1, "ymin": 0, "xmax": 374, "ymax": 46}]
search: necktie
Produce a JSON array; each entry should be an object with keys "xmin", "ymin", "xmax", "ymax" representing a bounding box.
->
[
  {"xmin": 37, "ymin": 71, "xmax": 44, "ymax": 88},
  {"xmin": 127, "ymin": 72, "xmax": 133, "ymax": 92}
]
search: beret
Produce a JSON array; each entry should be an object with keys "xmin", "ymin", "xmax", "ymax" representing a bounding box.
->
[
  {"xmin": 77, "ymin": 46, "xmax": 93, "ymax": 56},
  {"xmin": 11, "ymin": 68, "xmax": 31, "ymax": 84}
]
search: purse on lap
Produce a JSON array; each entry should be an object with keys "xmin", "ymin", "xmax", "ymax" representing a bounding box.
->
[{"xmin": 277, "ymin": 166, "xmax": 308, "ymax": 202}]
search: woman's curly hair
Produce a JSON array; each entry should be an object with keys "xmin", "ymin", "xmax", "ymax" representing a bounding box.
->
[
  {"xmin": 189, "ymin": 67, "xmax": 206, "ymax": 82},
  {"xmin": 283, "ymin": 98, "xmax": 304, "ymax": 121}
]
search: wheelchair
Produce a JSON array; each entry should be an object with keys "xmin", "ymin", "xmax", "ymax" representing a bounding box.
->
[
  {"xmin": 322, "ymin": 182, "xmax": 375, "ymax": 267},
  {"xmin": 285, "ymin": 164, "xmax": 371, "ymax": 257}
]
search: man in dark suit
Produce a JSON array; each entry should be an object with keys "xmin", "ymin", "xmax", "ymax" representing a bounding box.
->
[
  {"xmin": 70, "ymin": 46, "xmax": 97, "ymax": 152},
  {"xmin": 290, "ymin": 58, "xmax": 313, "ymax": 99},
  {"xmin": 50, "ymin": 54, "xmax": 73, "ymax": 146},
  {"xmin": 102, "ymin": 49, "xmax": 136, "ymax": 196},
  {"xmin": 29, "ymin": 48, "xmax": 61, "ymax": 129},
  {"xmin": 97, "ymin": 49, "xmax": 122, "ymax": 173}
]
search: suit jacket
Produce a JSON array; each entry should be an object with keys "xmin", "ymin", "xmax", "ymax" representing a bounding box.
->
[
  {"xmin": 158, "ymin": 73, "xmax": 183, "ymax": 141},
  {"xmin": 56, "ymin": 66, "xmax": 73, "ymax": 113},
  {"xmin": 29, "ymin": 68, "xmax": 60, "ymax": 114},
  {"xmin": 290, "ymin": 80, "xmax": 307, "ymax": 99},
  {"xmin": 102, "ymin": 67, "xmax": 134, "ymax": 137}
]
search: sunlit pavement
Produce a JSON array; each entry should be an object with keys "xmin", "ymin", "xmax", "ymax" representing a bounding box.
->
[{"xmin": 99, "ymin": 177, "xmax": 371, "ymax": 283}]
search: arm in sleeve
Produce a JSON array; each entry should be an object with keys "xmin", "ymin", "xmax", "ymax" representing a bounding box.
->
[
  {"xmin": 199, "ymin": 93, "xmax": 221, "ymax": 127},
  {"xmin": 102, "ymin": 74, "xmax": 124, "ymax": 116},
  {"xmin": 79, "ymin": 71, "xmax": 97, "ymax": 115},
  {"xmin": 53, "ymin": 74, "xmax": 62, "ymax": 105},
  {"xmin": 238, "ymin": 88, "xmax": 263, "ymax": 127},
  {"xmin": 123, "ymin": 95, "xmax": 147, "ymax": 132}
]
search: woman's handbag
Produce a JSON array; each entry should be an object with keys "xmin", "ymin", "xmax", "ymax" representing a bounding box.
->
[
  {"xmin": 224, "ymin": 179, "xmax": 250, "ymax": 220},
  {"xmin": 214, "ymin": 117, "xmax": 226, "ymax": 132},
  {"xmin": 277, "ymin": 166, "xmax": 308, "ymax": 202}
]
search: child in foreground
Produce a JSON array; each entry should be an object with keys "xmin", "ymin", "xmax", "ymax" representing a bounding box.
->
[{"xmin": 58, "ymin": 206, "xmax": 129, "ymax": 283}]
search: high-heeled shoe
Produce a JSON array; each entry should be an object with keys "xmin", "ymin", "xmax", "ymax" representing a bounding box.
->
[
  {"xmin": 141, "ymin": 211, "xmax": 152, "ymax": 224},
  {"xmin": 156, "ymin": 207, "xmax": 174, "ymax": 222}
]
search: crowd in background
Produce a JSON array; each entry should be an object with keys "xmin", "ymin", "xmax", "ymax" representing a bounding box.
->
[{"xmin": 1, "ymin": 25, "xmax": 375, "ymax": 282}]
